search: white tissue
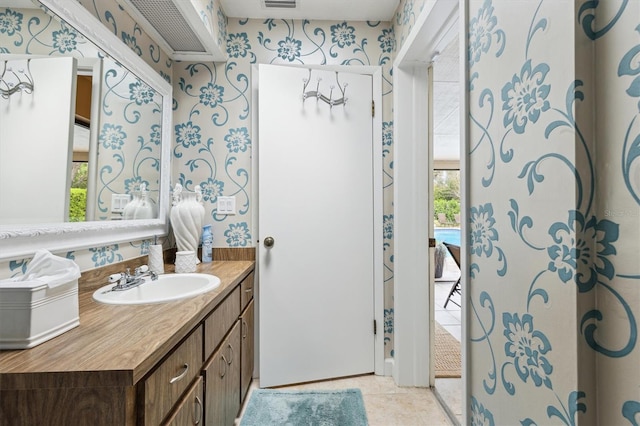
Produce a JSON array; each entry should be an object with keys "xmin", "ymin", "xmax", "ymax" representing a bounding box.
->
[{"xmin": 18, "ymin": 249, "xmax": 81, "ymax": 288}]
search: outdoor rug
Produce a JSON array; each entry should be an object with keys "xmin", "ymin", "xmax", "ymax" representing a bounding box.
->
[
  {"xmin": 435, "ymin": 322, "xmax": 462, "ymax": 378},
  {"xmin": 240, "ymin": 388, "xmax": 369, "ymax": 425}
]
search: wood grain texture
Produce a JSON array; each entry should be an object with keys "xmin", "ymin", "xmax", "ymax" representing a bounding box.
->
[
  {"xmin": 240, "ymin": 299, "xmax": 255, "ymax": 403},
  {"xmin": 140, "ymin": 325, "xmax": 203, "ymax": 425},
  {"xmin": 213, "ymin": 248, "xmax": 256, "ymax": 261},
  {"xmin": 204, "ymin": 287, "xmax": 240, "ymax": 360},
  {"xmin": 240, "ymin": 271, "xmax": 255, "ymax": 312},
  {"xmin": 0, "ymin": 385, "xmax": 136, "ymax": 426},
  {"xmin": 202, "ymin": 321, "xmax": 241, "ymax": 426},
  {"xmin": 0, "ymin": 261, "xmax": 254, "ymax": 390},
  {"xmin": 163, "ymin": 376, "xmax": 203, "ymax": 426}
]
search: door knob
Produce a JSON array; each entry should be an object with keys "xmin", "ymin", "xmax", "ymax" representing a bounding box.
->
[{"xmin": 264, "ymin": 236, "xmax": 275, "ymax": 248}]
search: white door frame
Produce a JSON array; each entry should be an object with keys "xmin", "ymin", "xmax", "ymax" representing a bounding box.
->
[
  {"xmin": 251, "ymin": 64, "xmax": 385, "ymax": 377},
  {"xmin": 392, "ymin": 0, "xmax": 466, "ymax": 401}
]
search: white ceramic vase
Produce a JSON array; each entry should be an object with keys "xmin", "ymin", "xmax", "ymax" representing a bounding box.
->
[
  {"xmin": 122, "ymin": 192, "xmax": 140, "ymax": 220},
  {"xmin": 133, "ymin": 184, "xmax": 157, "ymax": 220},
  {"xmin": 170, "ymin": 184, "xmax": 205, "ymax": 261}
]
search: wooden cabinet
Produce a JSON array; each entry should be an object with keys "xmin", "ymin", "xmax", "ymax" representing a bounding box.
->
[
  {"xmin": 201, "ymin": 269, "xmax": 254, "ymax": 426},
  {"xmin": 203, "ymin": 321, "xmax": 241, "ymax": 426},
  {"xmin": 240, "ymin": 299, "xmax": 255, "ymax": 403},
  {"xmin": 164, "ymin": 377, "xmax": 204, "ymax": 426},
  {"xmin": 204, "ymin": 286, "xmax": 240, "ymax": 359},
  {"xmin": 0, "ymin": 261, "xmax": 255, "ymax": 426},
  {"xmin": 139, "ymin": 325, "xmax": 203, "ymax": 425}
]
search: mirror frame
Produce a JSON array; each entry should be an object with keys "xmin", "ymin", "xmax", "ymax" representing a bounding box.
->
[{"xmin": 0, "ymin": 0, "xmax": 171, "ymax": 261}]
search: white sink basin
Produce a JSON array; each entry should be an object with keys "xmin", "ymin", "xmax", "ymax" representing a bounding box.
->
[{"xmin": 93, "ymin": 273, "xmax": 221, "ymax": 305}]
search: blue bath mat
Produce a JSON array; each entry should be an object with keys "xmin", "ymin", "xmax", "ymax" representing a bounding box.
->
[{"xmin": 240, "ymin": 388, "xmax": 368, "ymax": 425}]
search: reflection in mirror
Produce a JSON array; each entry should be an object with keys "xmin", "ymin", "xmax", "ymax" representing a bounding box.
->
[
  {"xmin": 0, "ymin": 0, "xmax": 171, "ymax": 262},
  {"xmin": 0, "ymin": 1, "xmax": 162, "ymax": 224}
]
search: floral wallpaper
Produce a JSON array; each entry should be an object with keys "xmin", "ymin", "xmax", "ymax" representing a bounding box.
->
[
  {"xmin": 467, "ymin": 0, "xmax": 639, "ymax": 424},
  {"xmin": 173, "ymin": 17, "xmax": 396, "ymax": 356},
  {"xmin": 0, "ymin": 4, "xmax": 164, "ymax": 275},
  {"xmin": 190, "ymin": 0, "xmax": 227, "ymax": 54},
  {"xmin": 393, "ymin": 0, "xmax": 426, "ymax": 52}
]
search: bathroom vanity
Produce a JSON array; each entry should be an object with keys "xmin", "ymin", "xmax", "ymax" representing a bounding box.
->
[{"xmin": 0, "ymin": 260, "xmax": 255, "ymax": 425}]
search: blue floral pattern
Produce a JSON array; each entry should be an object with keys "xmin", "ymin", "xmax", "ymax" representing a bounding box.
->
[
  {"xmin": 503, "ymin": 313, "xmax": 553, "ymax": 389},
  {"xmin": 129, "ymin": 81, "xmax": 155, "ymax": 105},
  {"xmin": 468, "ymin": 0, "xmax": 640, "ymax": 423},
  {"xmin": 470, "ymin": 203, "xmax": 498, "ymax": 257},
  {"xmin": 331, "ymin": 22, "xmax": 356, "ymax": 48},
  {"xmin": 224, "ymin": 222, "xmax": 251, "ymax": 247},
  {"xmin": 52, "ymin": 27, "xmax": 78, "ymax": 53},
  {"xmin": 547, "ymin": 211, "xmax": 619, "ymax": 291},
  {"xmin": 199, "ymin": 82, "xmax": 225, "ymax": 108},
  {"xmin": 276, "ymin": 36, "xmax": 302, "ymax": 62},
  {"xmin": 100, "ymin": 124, "xmax": 127, "ymax": 150},
  {"xmin": 0, "ymin": 8, "xmax": 22, "ymax": 36},
  {"xmin": 471, "ymin": 396, "xmax": 495, "ymax": 426},
  {"xmin": 224, "ymin": 127, "xmax": 250, "ymax": 153},
  {"xmin": 468, "ymin": 0, "xmax": 497, "ymax": 66},
  {"xmin": 501, "ymin": 60, "xmax": 550, "ymax": 134},
  {"xmin": 175, "ymin": 122, "xmax": 202, "ymax": 149},
  {"xmin": 227, "ymin": 32, "xmax": 251, "ymax": 58}
]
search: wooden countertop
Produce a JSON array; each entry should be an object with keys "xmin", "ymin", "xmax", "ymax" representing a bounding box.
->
[{"xmin": 0, "ymin": 261, "xmax": 254, "ymax": 390}]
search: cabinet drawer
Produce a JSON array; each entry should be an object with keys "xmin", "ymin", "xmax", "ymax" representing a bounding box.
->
[
  {"xmin": 142, "ymin": 325, "xmax": 203, "ymax": 425},
  {"xmin": 240, "ymin": 271, "xmax": 255, "ymax": 311},
  {"xmin": 204, "ymin": 286, "xmax": 240, "ymax": 359},
  {"xmin": 164, "ymin": 376, "xmax": 203, "ymax": 426}
]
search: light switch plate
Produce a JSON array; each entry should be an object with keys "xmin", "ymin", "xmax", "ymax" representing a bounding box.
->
[
  {"xmin": 217, "ymin": 196, "xmax": 236, "ymax": 215},
  {"xmin": 111, "ymin": 194, "xmax": 131, "ymax": 213}
]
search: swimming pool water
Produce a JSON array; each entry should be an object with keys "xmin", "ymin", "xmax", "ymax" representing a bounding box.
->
[{"xmin": 434, "ymin": 227, "xmax": 461, "ymax": 246}]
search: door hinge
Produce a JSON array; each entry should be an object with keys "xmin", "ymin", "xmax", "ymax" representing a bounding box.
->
[
  {"xmin": 373, "ymin": 319, "xmax": 377, "ymax": 335},
  {"xmin": 371, "ymin": 100, "xmax": 375, "ymax": 117}
]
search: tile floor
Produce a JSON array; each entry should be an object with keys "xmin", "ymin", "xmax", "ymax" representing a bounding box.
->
[
  {"xmin": 237, "ymin": 256, "xmax": 464, "ymax": 426},
  {"xmin": 237, "ymin": 375, "xmax": 453, "ymax": 425},
  {"xmin": 434, "ymin": 254, "xmax": 463, "ymax": 425}
]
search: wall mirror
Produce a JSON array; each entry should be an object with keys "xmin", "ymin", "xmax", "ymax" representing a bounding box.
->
[{"xmin": 0, "ymin": 0, "xmax": 171, "ymax": 261}]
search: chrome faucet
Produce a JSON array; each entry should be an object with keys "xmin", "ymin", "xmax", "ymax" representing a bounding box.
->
[{"xmin": 107, "ymin": 265, "xmax": 158, "ymax": 292}]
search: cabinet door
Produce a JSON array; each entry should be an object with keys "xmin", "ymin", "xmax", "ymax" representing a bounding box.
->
[
  {"xmin": 226, "ymin": 320, "xmax": 241, "ymax": 424},
  {"xmin": 203, "ymin": 321, "xmax": 240, "ymax": 426},
  {"xmin": 164, "ymin": 377, "xmax": 203, "ymax": 426},
  {"xmin": 240, "ymin": 299, "xmax": 254, "ymax": 403}
]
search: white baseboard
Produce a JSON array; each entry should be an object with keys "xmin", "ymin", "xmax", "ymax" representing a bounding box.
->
[{"xmin": 384, "ymin": 357, "xmax": 394, "ymax": 376}]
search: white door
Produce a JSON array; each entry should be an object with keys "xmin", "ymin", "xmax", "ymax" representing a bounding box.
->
[
  {"xmin": 258, "ymin": 64, "xmax": 375, "ymax": 388},
  {"xmin": 0, "ymin": 56, "xmax": 77, "ymax": 224}
]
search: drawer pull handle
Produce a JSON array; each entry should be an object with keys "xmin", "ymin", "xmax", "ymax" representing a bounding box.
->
[
  {"xmin": 227, "ymin": 344, "xmax": 234, "ymax": 365},
  {"xmin": 220, "ymin": 355, "xmax": 228, "ymax": 378},
  {"xmin": 194, "ymin": 396, "xmax": 203, "ymax": 425},
  {"xmin": 242, "ymin": 320, "xmax": 248, "ymax": 339},
  {"xmin": 245, "ymin": 288, "xmax": 253, "ymax": 293},
  {"xmin": 169, "ymin": 363, "xmax": 189, "ymax": 384}
]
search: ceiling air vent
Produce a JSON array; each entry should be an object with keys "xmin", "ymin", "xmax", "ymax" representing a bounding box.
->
[
  {"xmin": 127, "ymin": 0, "xmax": 204, "ymax": 52},
  {"xmin": 118, "ymin": 0, "xmax": 227, "ymax": 61},
  {"xmin": 264, "ymin": 0, "xmax": 297, "ymax": 8}
]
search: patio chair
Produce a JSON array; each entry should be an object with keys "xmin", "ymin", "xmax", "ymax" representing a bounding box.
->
[
  {"xmin": 442, "ymin": 242, "xmax": 461, "ymax": 308},
  {"xmin": 437, "ymin": 213, "xmax": 448, "ymax": 225}
]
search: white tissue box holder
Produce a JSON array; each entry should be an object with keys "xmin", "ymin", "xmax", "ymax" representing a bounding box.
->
[{"xmin": 0, "ymin": 279, "xmax": 79, "ymax": 350}]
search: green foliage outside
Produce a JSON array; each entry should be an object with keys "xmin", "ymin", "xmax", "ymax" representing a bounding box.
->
[
  {"xmin": 71, "ymin": 163, "xmax": 88, "ymax": 189},
  {"xmin": 434, "ymin": 170, "xmax": 460, "ymax": 225},
  {"xmin": 69, "ymin": 188, "xmax": 87, "ymax": 222}
]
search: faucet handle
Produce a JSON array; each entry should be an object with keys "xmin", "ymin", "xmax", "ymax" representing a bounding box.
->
[
  {"xmin": 108, "ymin": 273, "xmax": 123, "ymax": 284},
  {"xmin": 135, "ymin": 265, "xmax": 149, "ymax": 275}
]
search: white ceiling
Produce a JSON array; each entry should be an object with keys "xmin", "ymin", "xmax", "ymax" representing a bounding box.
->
[
  {"xmin": 433, "ymin": 35, "xmax": 461, "ymax": 162},
  {"xmin": 220, "ymin": 0, "xmax": 400, "ymax": 21}
]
